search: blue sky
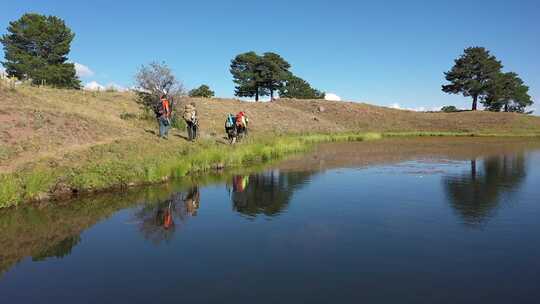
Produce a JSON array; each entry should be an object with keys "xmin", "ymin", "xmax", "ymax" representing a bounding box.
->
[{"xmin": 1, "ymin": 0, "xmax": 539, "ymax": 111}]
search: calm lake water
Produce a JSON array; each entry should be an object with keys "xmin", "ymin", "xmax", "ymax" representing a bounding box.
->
[{"xmin": 1, "ymin": 138, "xmax": 540, "ymax": 303}]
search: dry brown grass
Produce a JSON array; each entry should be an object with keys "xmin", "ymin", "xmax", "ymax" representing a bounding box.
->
[
  {"xmin": 1, "ymin": 85, "xmax": 540, "ymax": 174},
  {"xmin": 276, "ymin": 99, "xmax": 540, "ymax": 134},
  {"xmin": 0, "ymin": 85, "xmax": 142, "ymax": 171}
]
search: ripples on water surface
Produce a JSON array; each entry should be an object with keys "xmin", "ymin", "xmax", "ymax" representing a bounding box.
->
[{"xmin": 1, "ymin": 138, "xmax": 540, "ymax": 303}]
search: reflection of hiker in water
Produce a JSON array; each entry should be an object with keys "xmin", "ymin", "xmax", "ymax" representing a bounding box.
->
[
  {"xmin": 135, "ymin": 188, "xmax": 202, "ymax": 245},
  {"xmin": 228, "ymin": 175, "xmax": 250, "ymax": 211},
  {"xmin": 155, "ymin": 202, "xmax": 175, "ymax": 230},
  {"xmin": 183, "ymin": 186, "xmax": 201, "ymax": 216},
  {"xmin": 232, "ymin": 175, "xmax": 250, "ymax": 193},
  {"xmin": 136, "ymin": 197, "xmax": 180, "ymax": 245}
]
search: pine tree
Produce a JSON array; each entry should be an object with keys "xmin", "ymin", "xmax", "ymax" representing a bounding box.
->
[
  {"xmin": 0, "ymin": 13, "xmax": 80, "ymax": 89},
  {"xmin": 278, "ymin": 75, "xmax": 324, "ymax": 99},
  {"xmin": 485, "ymin": 72, "xmax": 532, "ymax": 112},
  {"xmin": 230, "ymin": 52, "xmax": 266, "ymax": 101},
  {"xmin": 230, "ymin": 51, "xmax": 293, "ymax": 101},
  {"xmin": 442, "ymin": 47, "xmax": 502, "ymax": 110},
  {"xmin": 261, "ymin": 52, "xmax": 291, "ymax": 100}
]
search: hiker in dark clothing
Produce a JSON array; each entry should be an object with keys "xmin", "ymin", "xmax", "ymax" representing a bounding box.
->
[
  {"xmin": 183, "ymin": 102, "xmax": 198, "ymax": 141},
  {"xmin": 225, "ymin": 113, "xmax": 237, "ymax": 144},
  {"xmin": 156, "ymin": 95, "xmax": 172, "ymax": 139}
]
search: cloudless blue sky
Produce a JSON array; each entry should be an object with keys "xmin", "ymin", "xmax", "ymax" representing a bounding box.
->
[{"xmin": 1, "ymin": 0, "xmax": 539, "ymax": 111}]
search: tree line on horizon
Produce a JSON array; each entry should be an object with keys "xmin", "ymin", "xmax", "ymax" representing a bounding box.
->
[{"xmin": 0, "ymin": 13, "xmax": 534, "ymax": 113}]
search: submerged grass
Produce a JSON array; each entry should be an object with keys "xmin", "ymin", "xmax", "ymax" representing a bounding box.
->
[{"xmin": 0, "ymin": 132, "xmax": 381, "ymax": 208}]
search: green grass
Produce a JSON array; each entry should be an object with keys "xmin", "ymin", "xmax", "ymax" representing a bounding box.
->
[
  {"xmin": 3, "ymin": 84, "xmax": 540, "ymax": 208},
  {"xmin": 0, "ymin": 132, "xmax": 381, "ymax": 208},
  {"xmin": 0, "ymin": 175, "xmax": 19, "ymax": 208},
  {"xmin": 1, "ymin": 130, "xmax": 538, "ymax": 209}
]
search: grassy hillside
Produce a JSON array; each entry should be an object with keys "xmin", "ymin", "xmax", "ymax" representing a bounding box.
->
[{"xmin": 1, "ymin": 84, "xmax": 540, "ymax": 207}]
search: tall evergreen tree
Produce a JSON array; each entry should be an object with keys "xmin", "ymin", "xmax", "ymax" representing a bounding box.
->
[
  {"xmin": 261, "ymin": 52, "xmax": 291, "ymax": 100},
  {"xmin": 442, "ymin": 47, "xmax": 502, "ymax": 110},
  {"xmin": 230, "ymin": 51, "xmax": 293, "ymax": 101},
  {"xmin": 230, "ymin": 52, "xmax": 267, "ymax": 101},
  {"xmin": 485, "ymin": 72, "xmax": 533, "ymax": 113},
  {"xmin": 0, "ymin": 13, "xmax": 80, "ymax": 89},
  {"xmin": 278, "ymin": 75, "xmax": 324, "ymax": 99}
]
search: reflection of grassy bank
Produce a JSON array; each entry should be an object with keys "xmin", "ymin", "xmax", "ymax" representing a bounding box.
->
[
  {"xmin": 0, "ymin": 178, "xmax": 199, "ymax": 277},
  {"xmin": 0, "ymin": 190, "xmax": 136, "ymax": 277},
  {"xmin": 0, "ymin": 133, "xmax": 382, "ymax": 208},
  {"xmin": 0, "ymin": 168, "xmax": 286, "ymax": 276}
]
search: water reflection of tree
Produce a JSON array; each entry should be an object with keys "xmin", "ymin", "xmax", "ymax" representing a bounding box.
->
[
  {"xmin": 134, "ymin": 187, "xmax": 200, "ymax": 245},
  {"xmin": 444, "ymin": 154, "xmax": 527, "ymax": 227},
  {"xmin": 32, "ymin": 235, "xmax": 81, "ymax": 261},
  {"xmin": 229, "ymin": 171, "xmax": 313, "ymax": 217}
]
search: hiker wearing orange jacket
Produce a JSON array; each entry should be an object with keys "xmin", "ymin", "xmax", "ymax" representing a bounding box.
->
[
  {"xmin": 236, "ymin": 111, "xmax": 249, "ymax": 138},
  {"xmin": 156, "ymin": 95, "xmax": 172, "ymax": 139}
]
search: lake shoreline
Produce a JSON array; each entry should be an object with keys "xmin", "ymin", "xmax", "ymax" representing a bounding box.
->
[{"xmin": 2, "ymin": 131, "xmax": 540, "ymax": 209}]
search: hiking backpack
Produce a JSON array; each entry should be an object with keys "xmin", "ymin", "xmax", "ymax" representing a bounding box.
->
[{"xmin": 225, "ymin": 114, "xmax": 235, "ymax": 128}]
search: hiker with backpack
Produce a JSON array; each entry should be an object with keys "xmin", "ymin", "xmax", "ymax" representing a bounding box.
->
[
  {"xmin": 183, "ymin": 102, "xmax": 198, "ymax": 141},
  {"xmin": 155, "ymin": 95, "xmax": 172, "ymax": 139},
  {"xmin": 225, "ymin": 113, "xmax": 237, "ymax": 144},
  {"xmin": 235, "ymin": 111, "xmax": 249, "ymax": 140}
]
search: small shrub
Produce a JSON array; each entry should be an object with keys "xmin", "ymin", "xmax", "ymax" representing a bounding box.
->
[
  {"xmin": 189, "ymin": 84, "xmax": 214, "ymax": 98},
  {"xmin": 441, "ymin": 105, "xmax": 459, "ymax": 112}
]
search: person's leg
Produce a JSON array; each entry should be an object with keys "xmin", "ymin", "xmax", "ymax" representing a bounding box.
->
[
  {"xmin": 193, "ymin": 124, "xmax": 198, "ymax": 140},
  {"xmin": 159, "ymin": 117, "xmax": 165, "ymax": 138},
  {"xmin": 164, "ymin": 123, "xmax": 169, "ymax": 138},
  {"xmin": 186, "ymin": 121, "xmax": 193, "ymax": 140},
  {"xmin": 164, "ymin": 118, "xmax": 170, "ymax": 138},
  {"xmin": 237, "ymin": 126, "xmax": 244, "ymax": 141}
]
